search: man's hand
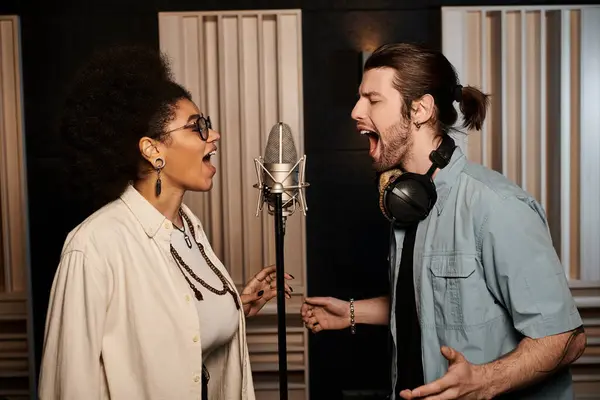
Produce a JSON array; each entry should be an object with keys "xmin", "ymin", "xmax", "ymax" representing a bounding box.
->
[
  {"xmin": 399, "ymin": 346, "xmax": 491, "ymax": 400},
  {"xmin": 400, "ymin": 327, "xmax": 586, "ymax": 399},
  {"xmin": 301, "ymin": 297, "xmax": 351, "ymax": 333},
  {"xmin": 301, "ymin": 296, "xmax": 390, "ymax": 333}
]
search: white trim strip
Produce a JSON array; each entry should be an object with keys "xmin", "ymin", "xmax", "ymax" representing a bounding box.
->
[{"xmin": 560, "ymin": 9, "xmax": 571, "ymax": 278}]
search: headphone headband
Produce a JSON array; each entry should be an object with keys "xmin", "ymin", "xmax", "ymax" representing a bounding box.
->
[{"xmin": 429, "ymin": 134, "xmax": 456, "ymax": 170}]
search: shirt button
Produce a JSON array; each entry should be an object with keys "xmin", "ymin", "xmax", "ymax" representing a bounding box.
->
[
  {"xmin": 193, "ymin": 375, "xmax": 200, "ymax": 383},
  {"xmin": 193, "ymin": 335, "xmax": 199, "ymax": 343},
  {"xmin": 185, "ymin": 294, "xmax": 191, "ymax": 302},
  {"xmin": 164, "ymin": 221, "xmax": 172, "ymax": 229}
]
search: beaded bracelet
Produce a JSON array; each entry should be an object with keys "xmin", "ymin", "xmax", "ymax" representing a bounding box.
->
[{"xmin": 349, "ymin": 298, "xmax": 356, "ymax": 334}]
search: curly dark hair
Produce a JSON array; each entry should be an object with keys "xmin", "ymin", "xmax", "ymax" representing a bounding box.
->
[{"xmin": 59, "ymin": 45, "xmax": 191, "ymax": 213}]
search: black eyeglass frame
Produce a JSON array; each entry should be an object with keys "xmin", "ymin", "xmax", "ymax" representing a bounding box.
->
[{"xmin": 165, "ymin": 114, "xmax": 212, "ymax": 141}]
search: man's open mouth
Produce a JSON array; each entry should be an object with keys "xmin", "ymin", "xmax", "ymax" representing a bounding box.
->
[{"xmin": 360, "ymin": 130, "xmax": 380, "ymax": 157}]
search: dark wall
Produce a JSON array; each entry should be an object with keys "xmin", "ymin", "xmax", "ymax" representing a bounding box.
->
[
  {"xmin": 302, "ymin": 9, "xmax": 441, "ymax": 398},
  {"xmin": 0, "ymin": 0, "xmax": 597, "ymax": 399}
]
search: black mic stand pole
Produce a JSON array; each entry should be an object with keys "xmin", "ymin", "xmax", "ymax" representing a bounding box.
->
[{"xmin": 270, "ymin": 182, "xmax": 288, "ymax": 400}]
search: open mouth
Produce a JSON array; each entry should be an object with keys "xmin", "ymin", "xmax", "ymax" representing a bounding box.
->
[
  {"xmin": 203, "ymin": 149, "xmax": 217, "ymax": 162},
  {"xmin": 202, "ymin": 149, "xmax": 217, "ymax": 173},
  {"xmin": 360, "ymin": 130, "xmax": 380, "ymax": 157}
]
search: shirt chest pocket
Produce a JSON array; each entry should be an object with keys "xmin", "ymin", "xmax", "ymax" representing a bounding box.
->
[{"xmin": 428, "ymin": 255, "xmax": 503, "ymax": 328}]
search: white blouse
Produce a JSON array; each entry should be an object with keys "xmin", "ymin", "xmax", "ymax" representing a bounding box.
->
[{"xmin": 38, "ymin": 185, "xmax": 256, "ymax": 400}]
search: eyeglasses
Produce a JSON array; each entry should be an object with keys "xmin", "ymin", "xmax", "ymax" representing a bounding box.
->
[{"xmin": 165, "ymin": 114, "xmax": 213, "ymax": 141}]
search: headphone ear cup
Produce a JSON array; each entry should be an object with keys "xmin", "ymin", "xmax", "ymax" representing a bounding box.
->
[
  {"xmin": 383, "ymin": 173, "xmax": 438, "ymax": 227},
  {"xmin": 378, "ymin": 169, "xmax": 403, "ymax": 221}
]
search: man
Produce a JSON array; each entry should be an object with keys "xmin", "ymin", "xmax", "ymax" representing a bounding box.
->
[{"xmin": 301, "ymin": 43, "xmax": 586, "ymax": 399}]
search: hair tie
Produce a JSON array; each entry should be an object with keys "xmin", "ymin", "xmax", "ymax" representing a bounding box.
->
[{"xmin": 453, "ymin": 85, "xmax": 463, "ymax": 103}]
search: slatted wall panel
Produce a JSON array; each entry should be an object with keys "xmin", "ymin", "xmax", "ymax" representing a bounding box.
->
[
  {"xmin": 0, "ymin": 15, "xmax": 33, "ymax": 400},
  {"xmin": 443, "ymin": 6, "xmax": 600, "ymax": 398},
  {"xmin": 158, "ymin": 10, "xmax": 308, "ymax": 400},
  {"xmin": 571, "ymin": 283, "xmax": 600, "ymax": 399}
]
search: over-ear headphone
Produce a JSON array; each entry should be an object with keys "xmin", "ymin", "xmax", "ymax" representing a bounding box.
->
[{"xmin": 377, "ymin": 134, "xmax": 457, "ymax": 228}]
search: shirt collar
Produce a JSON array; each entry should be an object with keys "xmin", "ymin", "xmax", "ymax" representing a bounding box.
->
[
  {"xmin": 119, "ymin": 185, "xmax": 204, "ymax": 241},
  {"xmin": 119, "ymin": 185, "xmax": 168, "ymax": 238},
  {"xmin": 432, "ymin": 145, "xmax": 467, "ymax": 215}
]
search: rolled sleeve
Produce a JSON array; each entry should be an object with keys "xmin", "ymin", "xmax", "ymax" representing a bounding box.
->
[{"xmin": 480, "ymin": 196, "xmax": 582, "ymax": 339}]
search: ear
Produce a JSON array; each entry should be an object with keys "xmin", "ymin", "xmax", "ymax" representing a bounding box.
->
[
  {"xmin": 411, "ymin": 94, "xmax": 435, "ymax": 126},
  {"xmin": 138, "ymin": 137, "xmax": 164, "ymax": 166}
]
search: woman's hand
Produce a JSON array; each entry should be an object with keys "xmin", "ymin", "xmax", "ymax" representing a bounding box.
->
[{"xmin": 240, "ymin": 265, "xmax": 294, "ymax": 317}]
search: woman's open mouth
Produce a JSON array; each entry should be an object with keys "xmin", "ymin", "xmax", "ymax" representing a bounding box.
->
[{"xmin": 202, "ymin": 149, "xmax": 217, "ymax": 172}]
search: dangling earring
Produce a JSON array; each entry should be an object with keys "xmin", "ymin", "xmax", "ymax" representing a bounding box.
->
[
  {"xmin": 414, "ymin": 121, "xmax": 422, "ymax": 130},
  {"xmin": 154, "ymin": 158, "xmax": 164, "ymax": 197}
]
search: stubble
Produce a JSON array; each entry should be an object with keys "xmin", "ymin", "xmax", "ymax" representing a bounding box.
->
[{"xmin": 373, "ymin": 120, "xmax": 413, "ymax": 172}]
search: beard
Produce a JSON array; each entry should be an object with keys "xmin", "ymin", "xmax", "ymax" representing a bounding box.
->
[{"xmin": 372, "ymin": 120, "xmax": 413, "ymax": 173}]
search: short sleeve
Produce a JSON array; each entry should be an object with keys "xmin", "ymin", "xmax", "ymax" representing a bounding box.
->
[
  {"xmin": 480, "ymin": 196, "xmax": 582, "ymax": 339},
  {"xmin": 38, "ymin": 250, "xmax": 109, "ymax": 400}
]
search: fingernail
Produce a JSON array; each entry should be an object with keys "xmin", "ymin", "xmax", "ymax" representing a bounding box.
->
[
  {"xmin": 290, "ymin": 287, "xmax": 294, "ymax": 292},
  {"xmin": 290, "ymin": 274, "xmax": 295, "ymax": 279},
  {"xmin": 258, "ymin": 290, "xmax": 264, "ymax": 296}
]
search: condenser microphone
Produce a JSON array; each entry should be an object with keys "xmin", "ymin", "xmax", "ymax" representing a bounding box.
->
[
  {"xmin": 252, "ymin": 122, "xmax": 309, "ymax": 400},
  {"xmin": 253, "ymin": 122, "xmax": 309, "ymax": 218}
]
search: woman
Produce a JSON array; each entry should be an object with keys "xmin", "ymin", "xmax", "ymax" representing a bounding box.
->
[{"xmin": 38, "ymin": 46, "xmax": 292, "ymax": 400}]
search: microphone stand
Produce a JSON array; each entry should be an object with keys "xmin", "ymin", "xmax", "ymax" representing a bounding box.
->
[
  {"xmin": 270, "ymin": 182, "xmax": 288, "ymax": 400},
  {"xmin": 254, "ymin": 152, "xmax": 308, "ymax": 400}
]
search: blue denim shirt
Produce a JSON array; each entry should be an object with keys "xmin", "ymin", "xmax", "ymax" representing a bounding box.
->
[{"xmin": 389, "ymin": 146, "xmax": 582, "ymax": 399}]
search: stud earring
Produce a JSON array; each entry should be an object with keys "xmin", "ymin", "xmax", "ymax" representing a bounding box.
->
[
  {"xmin": 154, "ymin": 158, "xmax": 165, "ymax": 197},
  {"xmin": 414, "ymin": 121, "xmax": 422, "ymax": 130}
]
